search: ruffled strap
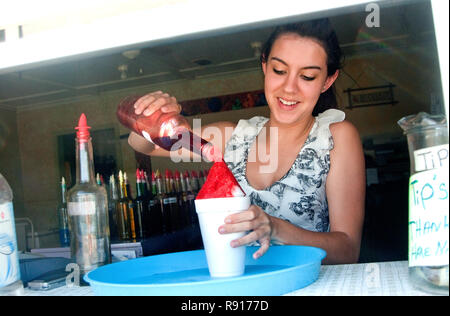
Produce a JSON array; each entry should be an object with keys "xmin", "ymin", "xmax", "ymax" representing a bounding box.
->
[
  {"xmin": 231, "ymin": 116, "xmax": 268, "ymax": 141},
  {"xmin": 312, "ymin": 109, "xmax": 345, "ymax": 151}
]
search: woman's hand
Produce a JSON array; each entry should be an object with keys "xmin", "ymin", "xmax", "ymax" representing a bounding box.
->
[
  {"xmin": 218, "ymin": 205, "xmax": 274, "ymax": 259},
  {"xmin": 134, "ymin": 91, "xmax": 182, "ymax": 116}
]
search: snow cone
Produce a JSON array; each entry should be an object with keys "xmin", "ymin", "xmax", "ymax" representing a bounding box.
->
[{"xmin": 195, "ymin": 161, "xmax": 249, "ymax": 278}]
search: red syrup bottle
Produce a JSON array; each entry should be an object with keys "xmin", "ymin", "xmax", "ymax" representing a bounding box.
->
[{"xmin": 116, "ymin": 95, "xmax": 222, "ymax": 162}]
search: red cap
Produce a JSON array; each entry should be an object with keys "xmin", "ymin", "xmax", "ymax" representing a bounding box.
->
[
  {"xmin": 165, "ymin": 169, "xmax": 172, "ymax": 179},
  {"xmin": 183, "ymin": 171, "xmax": 190, "ymax": 179},
  {"xmin": 136, "ymin": 168, "xmax": 141, "ymax": 180},
  {"xmin": 191, "ymin": 170, "xmax": 198, "ymax": 178},
  {"xmin": 151, "ymin": 171, "xmax": 156, "ymax": 181},
  {"xmin": 174, "ymin": 170, "xmax": 180, "ymax": 179},
  {"xmin": 75, "ymin": 113, "xmax": 91, "ymax": 143}
]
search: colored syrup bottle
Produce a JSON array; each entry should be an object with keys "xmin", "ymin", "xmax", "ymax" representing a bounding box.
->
[
  {"xmin": 149, "ymin": 171, "xmax": 164, "ymax": 236},
  {"xmin": 134, "ymin": 169, "xmax": 146, "ymax": 239},
  {"xmin": 164, "ymin": 169, "xmax": 180, "ymax": 232},
  {"xmin": 184, "ymin": 171, "xmax": 198, "ymax": 227},
  {"xmin": 174, "ymin": 170, "xmax": 187, "ymax": 229},
  {"xmin": 119, "ymin": 171, "xmax": 137, "ymax": 241},
  {"xmin": 116, "ymin": 171, "xmax": 130, "ymax": 241},
  {"xmin": 116, "ymin": 95, "xmax": 222, "ymax": 162},
  {"xmin": 58, "ymin": 177, "xmax": 70, "ymax": 247},
  {"xmin": 155, "ymin": 170, "xmax": 171, "ymax": 234},
  {"xmin": 108, "ymin": 174, "xmax": 119, "ymax": 241},
  {"xmin": 66, "ymin": 113, "xmax": 111, "ymax": 282},
  {"xmin": 179, "ymin": 171, "xmax": 192, "ymax": 228}
]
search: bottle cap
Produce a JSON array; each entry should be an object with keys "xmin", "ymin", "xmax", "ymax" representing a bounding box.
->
[
  {"xmin": 75, "ymin": 113, "xmax": 91, "ymax": 143},
  {"xmin": 136, "ymin": 168, "xmax": 141, "ymax": 181}
]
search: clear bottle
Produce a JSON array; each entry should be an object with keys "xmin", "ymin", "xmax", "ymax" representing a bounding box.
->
[
  {"xmin": 58, "ymin": 177, "xmax": 70, "ymax": 247},
  {"xmin": 0, "ymin": 173, "xmax": 24, "ymax": 296},
  {"xmin": 116, "ymin": 95, "xmax": 221, "ymax": 162},
  {"xmin": 66, "ymin": 114, "xmax": 111, "ymax": 283},
  {"xmin": 398, "ymin": 112, "xmax": 449, "ymax": 295}
]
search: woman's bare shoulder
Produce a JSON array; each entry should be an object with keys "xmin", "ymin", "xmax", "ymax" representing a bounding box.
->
[{"xmin": 329, "ymin": 120, "xmax": 360, "ymax": 143}]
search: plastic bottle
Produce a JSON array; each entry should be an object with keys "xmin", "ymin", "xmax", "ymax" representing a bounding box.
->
[{"xmin": 0, "ymin": 172, "xmax": 24, "ymax": 296}]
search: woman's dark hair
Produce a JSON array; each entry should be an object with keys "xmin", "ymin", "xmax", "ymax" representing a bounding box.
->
[{"xmin": 260, "ymin": 18, "xmax": 343, "ymax": 116}]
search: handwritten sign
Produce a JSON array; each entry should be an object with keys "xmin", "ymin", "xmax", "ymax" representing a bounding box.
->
[
  {"xmin": 408, "ymin": 144, "xmax": 449, "ymax": 267},
  {"xmin": 413, "ymin": 144, "xmax": 448, "ymax": 172}
]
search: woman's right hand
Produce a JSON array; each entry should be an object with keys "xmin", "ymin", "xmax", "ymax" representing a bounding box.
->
[{"xmin": 134, "ymin": 91, "xmax": 182, "ymax": 117}]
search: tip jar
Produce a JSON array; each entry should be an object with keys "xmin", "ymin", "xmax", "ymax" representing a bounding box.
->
[{"xmin": 398, "ymin": 112, "xmax": 449, "ymax": 295}]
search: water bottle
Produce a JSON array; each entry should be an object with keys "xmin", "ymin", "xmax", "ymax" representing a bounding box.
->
[{"xmin": 0, "ymin": 172, "xmax": 24, "ymax": 296}]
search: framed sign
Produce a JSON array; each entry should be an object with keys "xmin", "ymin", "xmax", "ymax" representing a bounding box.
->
[{"xmin": 344, "ymin": 84, "xmax": 398, "ymax": 109}]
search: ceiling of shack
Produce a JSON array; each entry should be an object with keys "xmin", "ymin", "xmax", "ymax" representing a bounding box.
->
[{"xmin": 0, "ymin": 1, "xmax": 437, "ymax": 111}]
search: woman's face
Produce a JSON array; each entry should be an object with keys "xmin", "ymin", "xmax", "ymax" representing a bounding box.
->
[{"xmin": 262, "ymin": 33, "xmax": 338, "ymax": 126}]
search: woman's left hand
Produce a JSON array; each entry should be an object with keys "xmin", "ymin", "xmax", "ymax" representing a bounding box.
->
[{"xmin": 218, "ymin": 205, "xmax": 274, "ymax": 259}]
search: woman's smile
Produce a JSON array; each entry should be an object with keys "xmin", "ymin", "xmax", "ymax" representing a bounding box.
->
[{"xmin": 277, "ymin": 97, "xmax": 300, "ymax": 111}]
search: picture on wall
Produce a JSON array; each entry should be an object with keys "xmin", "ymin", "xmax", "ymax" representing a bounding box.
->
[{"xmin": 179, "ymin": 90, "xmax": 266, "ymax": 116}]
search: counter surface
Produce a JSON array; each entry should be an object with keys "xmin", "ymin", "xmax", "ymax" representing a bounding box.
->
[{"xmin": 21, "ymin": 260, "xmax": 441, "ymax": 296}]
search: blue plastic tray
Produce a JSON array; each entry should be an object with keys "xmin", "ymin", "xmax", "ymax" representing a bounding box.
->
[{"xmin": 84, "ymin": 245, "xmax": 326, "ymax": 296}]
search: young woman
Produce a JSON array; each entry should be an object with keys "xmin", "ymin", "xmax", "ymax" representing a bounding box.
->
[{"xmin": 128, "ymin": 19, "xmax": 365, "ymax": 264}]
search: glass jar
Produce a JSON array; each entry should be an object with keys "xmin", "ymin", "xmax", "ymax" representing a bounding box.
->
[{"xmin": 398, "ymin": 112, "xmax": 449, "ymax": 295}]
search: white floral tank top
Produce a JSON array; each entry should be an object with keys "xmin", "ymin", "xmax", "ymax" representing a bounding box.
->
[{"xmin": 224, "ymin": 109, "xmax": 345, "ymax": 233}]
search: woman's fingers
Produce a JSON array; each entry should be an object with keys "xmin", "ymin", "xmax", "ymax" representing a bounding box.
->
[
  {"xmin": 133, "ymin": 91, "xmax": 180, "ymax": 116},
  {"xmin": 224, "ymin": 206, "xmax": 258, "ymax": 224},
  {"xmin": 253, "ymin": 238, "xmax": 270, "ymax": 259},
  {"xmin": 134, "ymin": 91, "xmax": 162, "ymax": 114}
]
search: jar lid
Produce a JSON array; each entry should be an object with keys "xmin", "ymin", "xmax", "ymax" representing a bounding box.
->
[{"xmin": 398, "ymin": 112, "xmax": 447, "ymax": 133}]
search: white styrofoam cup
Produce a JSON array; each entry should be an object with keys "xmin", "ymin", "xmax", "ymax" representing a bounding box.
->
[{"xmin": 195, "ymin": 196, "xmax": 250, "ymax": 278}]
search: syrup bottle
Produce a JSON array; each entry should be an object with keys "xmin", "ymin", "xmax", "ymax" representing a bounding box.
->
[
  {"xmin": 149, "ymin": 170, "xmax": 164, "ymax": 236},
  {"xmin": 66, "ymin": 113, "xmax": 111, "ymax": 281},
  {"xmin": 134, "ymin": 169, "xmax": 146, "ymax": 239},
  {"xmin": 57, "ymin": 177, "xmax": 70, "ymax": 247},
  {"xmin": 120, "ymin": 171, "xmax": 136, "ymax": 241},
  {"xmin": 116, "ymin": 95, "xmax": 222, "ymax": 162},
  {"xmin": 154, "ymin": 170, "xmax": 171, "ymax": 234},
  {"xmin": 174, "ymin": 170, "xmax": 187, "ymax": 229},
  {"xmin": 107, "ymin": 174, "xmax": 119, "ymax": 241},
  {"xmin": 164, "ymin": 169, "xmax": 180, "ymax": 232},
  {"xmin": 184, "ymin": 171, "xmax": 198, "ymax": 227}
]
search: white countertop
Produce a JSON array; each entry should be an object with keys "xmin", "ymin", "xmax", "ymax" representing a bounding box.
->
[{"xmin": 21, "ymin": 260, "xmax": 440, "ymax": 296}]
